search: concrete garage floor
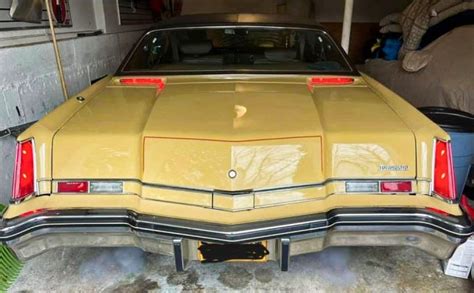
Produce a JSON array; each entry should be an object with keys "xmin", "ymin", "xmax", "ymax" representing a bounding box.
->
[{"xmin": 9, "ymin": 246, "xmax": 473, "ymax": 292}]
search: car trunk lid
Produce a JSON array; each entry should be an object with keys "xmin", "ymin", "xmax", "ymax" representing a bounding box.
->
[{"xmin": 52, "ymin": 77, "xmax": 416, "ymax": 192}]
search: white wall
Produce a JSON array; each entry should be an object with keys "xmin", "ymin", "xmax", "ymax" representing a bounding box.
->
[
  {"xmin": 0, "ymin": 0, "xmax": 149, "ymax": 203},
  {"xmin": 94, "ymin": 0, "xmax": 152, "ymax": 34},
  {"xmin": 0, "ymin": 0, "xmax": 151, "ymax": 48},
  {"xmin": 313, "ymin": 0, "xmax": 413, "ymax": 23},
  {"xmin": 0, "ymin": 0, "xmax": 97, "ymax": 48}
]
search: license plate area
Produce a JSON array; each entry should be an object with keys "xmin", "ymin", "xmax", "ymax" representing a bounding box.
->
[{"xmin": 198, "ymin": 242, "xmax": 269, "ymax": 263}]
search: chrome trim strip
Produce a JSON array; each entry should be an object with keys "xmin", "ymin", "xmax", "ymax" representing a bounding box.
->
[
  {"xmin": 135, "ymin": 213, "xmax": 469, "ymax": 236},
  {"xmin": 1, "ymin": 210, "xmax": 472, "ymax": 243},
  {"xmin": 51, "ymin": 177, "xmax": 424, "ymax": 195},
  {"xmin": 1, "ymin": 215, "xmax": 127, "ymax": 233},
  {"xmin": 48, "ymin": 179, "xmax": 426, "ymax": 213},
  {"xmin": 1, "ymin": 218, "xmax": 472, "ymax": 244},
  {"xmin": 2, "ymin": 222, "xmax": 126, "ymax": 240},
  {"xmin": 431, "ymin": 138, "xmax": 437, "ymax": 198}
]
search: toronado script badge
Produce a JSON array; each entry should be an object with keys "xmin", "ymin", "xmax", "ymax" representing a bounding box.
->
[{"xmin": 379, "ymin": 165, "xmax": 409, "ymax": 172}]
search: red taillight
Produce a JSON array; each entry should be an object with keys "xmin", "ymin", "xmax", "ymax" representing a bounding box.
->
[
  {"xmin": 308, "ymin": 76, "xmax": 354, "ymax": 89},
  {"xmin": 460, "ymin": 195, "xmax": 474, "ymax": 220},
  {"xmin": 12, "ymin": 139, "xmax": 35, "ymax": 201},
  {"xmin": 426, "ymin": 207, "xmax": 451, "ymax": 217},
  {"xmin": 433, "ymin": 140, "xmax": 457, "ymax": 201},
  {"xmin": 57, "ymin": 181, "xmax": 89, "ymax": 193},
  {"xmin": 381, "ymin": 181, "xmax": 412, "ymax": 193},
  {"xmin": 19, "ymin": 208, "xmax": 47, "ymax": 218},
  {"xmin": 119, "ymin": 77, "xmax": 166, "ymax": 91}
]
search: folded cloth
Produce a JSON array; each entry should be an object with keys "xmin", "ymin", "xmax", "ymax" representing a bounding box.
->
[
  {"xmin": 430, "ymin": 2, "xmax": 474, "ymax": 26},
  {"xmin": 430, "ymin": 0, "xmax": 463, "ymax": 15},
  {"xmin": 379, "ymin": 13, "xmax": 401, "ymax": 26},
  {"xmin": 399, "ymin": 0, "xmax": 474, "ymax": 57},
  {"xmin": 421, "ymin": 10, "xmax": 474, "ymax": 48},
  {"xmin": 380, "ymin": 24, "xmax": 402, "ymax": 34},
  {"xmin": 399, "ymin": 0, "xmax": 439, "ymax": 57},
  {"xmin": 402, "ymin": 50, "xmax": 432, "ymax": 72}
]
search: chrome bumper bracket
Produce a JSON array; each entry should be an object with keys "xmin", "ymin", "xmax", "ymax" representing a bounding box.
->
[
  {"xmin": 173, "ymin": 238, "xmax": 185, "ymax": 272},
  {"xmin": 279, "ymin": 238, "xmax": 291, "ymax": 271}
]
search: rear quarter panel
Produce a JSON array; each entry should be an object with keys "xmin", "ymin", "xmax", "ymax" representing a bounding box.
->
[
  {"xmin": 363, "ymin": 73, "xmax": 450, "ymax": 193},
  {"xmin": 17, "ymin": 76, "xmax": 112, "ymax": 195}
]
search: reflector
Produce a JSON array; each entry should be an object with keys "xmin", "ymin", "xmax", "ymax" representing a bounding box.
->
[
  {"xmin": 19, "ymin": 208, "xmax": 47, "ymax": 218},
  {"xmin": 12, "ymin": 139, "xmax": 35, "ymax": 201},
  {"xmin": 345, "ymin": 182, "xmax": 379, "ymax": 193},
  {"xmin": 90, "ymin": 182, "xmax": 123, "ymax": 193},
  {"xmin": 460, "ymin": 195, "xmax": 474, "ymax": 220},
  {"xmin": 426, "ymin": 207, "xmax": 451, "ymax": 217},
  {"xmin": 57, "ymin": 181, "xmax": 89, "ymax": 193},
  {"xmin": 381, "ymin": 181, "xmax": 412, "ymax": 193}
]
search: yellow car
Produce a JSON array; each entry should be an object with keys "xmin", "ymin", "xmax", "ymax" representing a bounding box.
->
[{"xmin": 1, "ymin": 14, "xmax": 473, "ymax": 271}]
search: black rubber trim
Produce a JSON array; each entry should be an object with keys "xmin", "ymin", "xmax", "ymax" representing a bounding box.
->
[{"xmin": 419, "ymin": 107, "xmax": 474, "ymax": 133}]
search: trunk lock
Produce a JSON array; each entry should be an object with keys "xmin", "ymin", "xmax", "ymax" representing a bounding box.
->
[{"xmin": 228, "ymin": 170, "xmax": 237, "ymax": 179}]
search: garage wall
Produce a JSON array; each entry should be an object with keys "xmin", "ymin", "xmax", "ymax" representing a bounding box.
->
[
  {"xmin": 182, "ymin": 0, "xmax": 412, "ymax": 22},
  {"xmin": 313, "ymin": 0, "xmax": 412, "ymax": 23},
  {"xmin": 0, "ymin": 0, "xmax": 149, "ymax": 203},
  {"xmin": 182, "ymin": 0, "xmax": 412, "ymax": 63},
  {"xmin": 182, "ymin": 0, "xmax": 280, "ymax": 15}
]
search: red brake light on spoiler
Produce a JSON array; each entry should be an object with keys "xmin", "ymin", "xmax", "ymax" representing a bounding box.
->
[
  {"xmin": 309, "ymin": 77, "xmax": 354, "ymax": 85},
  {"xmin": 12, "ymin": 139, "xmax": 36, "ymax": 202},
  {"xmin": 307, "ymin": 77, "xmax": 354, "ymax": 92},
  {"xmin": 119, "ymin": 77, "xmax": 166, "ymax": 91},
  {"xmin": 433, "ymin": 140, "xmax": 457, "ymax": 201}
]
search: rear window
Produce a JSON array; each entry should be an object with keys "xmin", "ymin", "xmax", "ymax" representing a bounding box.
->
[{"xmin": 122, "ymin": 26, "xmax": 353, "ymax": 74}]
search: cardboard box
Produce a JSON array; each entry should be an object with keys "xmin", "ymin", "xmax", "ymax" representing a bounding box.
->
[{"xmin": 444, "ymin": 237, "xmax": 474, "ymax": 279}]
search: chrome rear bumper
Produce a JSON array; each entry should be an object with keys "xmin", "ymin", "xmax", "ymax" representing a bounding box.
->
[{"xmin": 1, "ymin": 208, "xmax": 473, "ymax": 271}]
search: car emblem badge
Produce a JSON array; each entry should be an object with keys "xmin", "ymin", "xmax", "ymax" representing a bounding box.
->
[{"xmin": 228, "ymin": 169, "xmax": 237, "ymax": 179}]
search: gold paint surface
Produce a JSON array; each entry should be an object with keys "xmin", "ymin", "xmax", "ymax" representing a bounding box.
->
[{"xmin": 11, "ymin": 75, "xmax": 457, "ymax": 222}]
